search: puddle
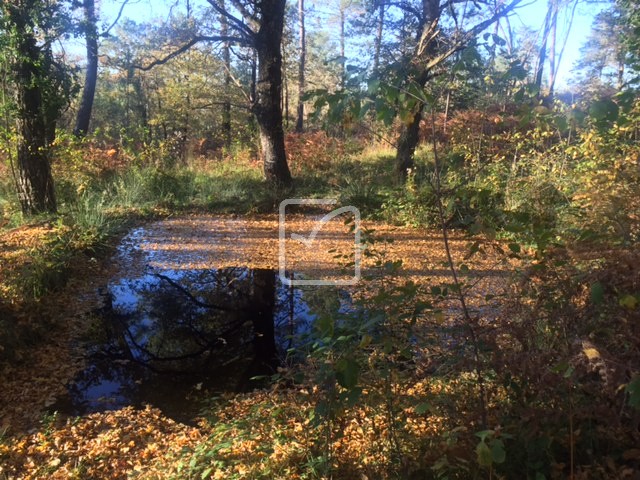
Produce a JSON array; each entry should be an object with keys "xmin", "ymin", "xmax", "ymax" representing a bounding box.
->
[{"xmin": 53, "ymin": 225, "xmax": 355, "ymax": 423}]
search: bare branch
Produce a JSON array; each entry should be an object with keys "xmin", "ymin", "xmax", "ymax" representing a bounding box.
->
[
  {"xmin": 194, "ymin": 101, "xmax": 250, "ymax": 110},
  {"xmin": 385, "ymin": 1, "xmax": 421, "ymax": 19},
  {"xmin": 205, "ymin": 0, "xmax": 255, "ymax": 37},
  {"xmin": 100, "ymin": 0, "xmax": 134, "ymax": 37},
  {"xmin": 228, "ymin": 0, "xmax": 258, "ymax": 27},
  {"xmin": 134, "ymin": 35, "xmax": 250, "ymax": 71}
]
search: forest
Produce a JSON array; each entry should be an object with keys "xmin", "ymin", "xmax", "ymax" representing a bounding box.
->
[{"xmin": 0, "ymin": 0, "xmax": 639, "ymax": 478}]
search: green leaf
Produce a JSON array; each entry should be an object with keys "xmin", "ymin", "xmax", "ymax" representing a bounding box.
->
[
  {"xmin": 490, "ymin": 439, "xmax": 506, "ymax": 464},
  {"xmin": 626, "ymin": 376, "xmax": 640, "ymax": 409},
  {"xmin": 316, "ymin": 314, "xmax": 334, "ymax": 337},
  {"xmin": 359, "ymin": 334, "xmax": 373, "ymax": 348},
  {"xmin": 554, "ymin": 115, "xmax": 568, "ymax": 131},
  {"xmin": 336, "ymin": 358, "xmax": 359, "ymax": 389},
  {"xmin": 201, "ymin": 467, "xmax": 214, "ymax": 479},
  {"xmin": 508, "ymin": 243, "xmax": 521, "ymax": 253},
  {"xmin": 367, "ymin": 79, "xmax": 380, "ymax": 94},
  {"xmin": 345, "ymin": 386, "xmax": 363, "ymax": 407},
  {"xmin": 590, "ymin": 282, "xmax": 605, "ymax": 305},
  {"xmin": 619, "ymin": 294, "xmax": 638, "ymax": 309},
  {"xmin": 414, "ymin": 402, "xmax": 431, "ymax": 414},
  {"xmin": 476, "ymin": 440, "xmax": 493, "ymax": 467},
  {"xmin": 475, "ymin": 429, "xmax": 494, "ymax": 441},
  {"xmin": 589, "ymin": 99, "xmax": 619, "ymax": 121}
]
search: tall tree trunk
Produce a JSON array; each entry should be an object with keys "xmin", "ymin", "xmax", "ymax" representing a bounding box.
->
[
  {"xmin": 339, "ymin": 6, "xmax": 346, "ymax": 89},
  {"xmin": 373, "ymin": 1, "xmax": 385, "ymax": 74},
  {"xmin": 283, "ymin": 46, "xmax": 289, "ymax": 129},
  {"xmin": 221, "ymin": 4, "xmax": 232, "ymax": 148},
  {"xmin": 396, "ymin": 103, "xmax": 425, "ymax": 177},
  {"xmin": 295, "ymin": 0, "xmax": 306, "ymax": 132},
  {"xmin": 13, "ymin": 10, "xmax": 56, "ymax": 214},
  {"xmin": 394, "ymin": 0, "xmax": 438, "ymax": 178},
  {"xmin": 547, "ymin": 2, "xmax": 558, "ymax": 99},
  {"xmin": 617, "ymin": 58, "xmax": 625, "ymax": 90},
  {"xmin": 74, "ymin": 0, "xmax": 98, "ymax": 137},
  {"xmin": 534, "ymin": 2, "xmax": 553, "ymax": 92},
  {"xmin": 254, "ymin": 0, "xmax": 293, "ymax": 186}
]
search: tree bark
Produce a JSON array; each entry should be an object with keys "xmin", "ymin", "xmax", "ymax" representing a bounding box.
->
[
  {"xmin": 74, "ymin": 0, "xmax": 99, "ymax": 137},
  {"xmin": 394, "ymin": 0, "xmax": 437, "ymax": 179},
  {"xmin": 222, "ymin": 28, "xmax": 231, "ymax": 150},
  {"xmin": 295, "ymin": 0, "xmax": 306, "ymax": 132},
  {"xmin": 534, "ymin": 2, "xmax": 553, "ymax": 92},
  {"xmin": 396, "ymin": 104, "xmax": 425, "ymax": 177},
  {"xmin": 339, "ymin": 6, "xmax": 346, "ymax": 89},
  {"xmin": 617, "ymin": 59, "xmax": 625, "ymax": 90},
  {"xmin": 547, "ymin": 1, "xmax": 558, "ymax": 99},
  {"xmin": 7, "ymin": 2, "xmax": 56, "ymax": 214},
  {"xmin": 254, "ymin": 0, "xmax": 292, "ymax": 186},
  {"xmin": 373, "ymin": 1, "xmax": 385, "ymax": 74},
  {"xmin": 222, "ymin": 5, "xmax": 232, "ymax": 148}
]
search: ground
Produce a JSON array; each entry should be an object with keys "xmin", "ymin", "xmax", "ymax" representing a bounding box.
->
[{"xmin": 0, "ymin": 214, "xmax": 515, "ymax": 479}]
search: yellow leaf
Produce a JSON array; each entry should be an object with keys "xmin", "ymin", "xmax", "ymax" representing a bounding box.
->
[{"xmin": 583, "ymin": 347, "xmax": 600, "ymax": 361}]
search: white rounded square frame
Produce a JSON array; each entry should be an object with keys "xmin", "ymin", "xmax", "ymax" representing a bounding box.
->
[{"xmin": 278, "ymin": 198, "xmax": 362, "ymax": 286}]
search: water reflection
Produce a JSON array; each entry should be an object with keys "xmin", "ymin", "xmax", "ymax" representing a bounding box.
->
[{"xmin": 54, "ymin": 266, "xmax": 346, "ymax": 422}]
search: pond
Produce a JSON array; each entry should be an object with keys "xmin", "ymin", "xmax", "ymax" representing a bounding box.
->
[{"xmin": 52, "ymin": 226, "xmax": 354, "ymax": 423}]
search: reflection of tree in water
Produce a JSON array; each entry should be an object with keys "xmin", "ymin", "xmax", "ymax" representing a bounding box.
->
[
  {"xmin": 57, "ymin": 267, "xmax": 357, "ymax": 419},
  {"xmin": 108, "ymin": 268, "xmax": 278, "ymax": 377}
]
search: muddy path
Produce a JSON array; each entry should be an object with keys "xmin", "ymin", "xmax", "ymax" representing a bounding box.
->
[{"xmin": 0, "ymin": 214, "xmax": 515, "ymax": 437}]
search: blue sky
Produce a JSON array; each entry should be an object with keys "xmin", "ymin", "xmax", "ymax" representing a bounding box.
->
[{"xmin": 98, "ymin": 0, "xmax": 603, "ymax": 89}]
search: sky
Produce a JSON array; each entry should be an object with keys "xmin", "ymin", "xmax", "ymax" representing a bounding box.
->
[{"xmin": 96, "ymin": 0, "xmax": 605, "ymax": 89}]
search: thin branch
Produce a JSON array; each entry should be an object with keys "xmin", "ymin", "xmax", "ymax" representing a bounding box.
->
[
  {"xmin": 220, "ymin": 55, "xmax": 253, "ymax": 103},
  {"xmin": 385, "ymin": 1, "xmax": 421, "ymax": 19},
  {"xmin": 205, "ymin": 0, "xmax": 255, "ymax": 37},
  {"xmin": 134, "ymin": 35, "xmax": 249, "ymax": 71},
  {"xmin": 100, "ymin": 0, "xmax": 134, "ymax": 37},
  {"xmin": 550, "ymin": 0, "xmax": 579, "ymax": 93},
  {"xmin": 153, "ymin": 272, "xmax": 249, "ymax": 311},
  {"xmin": 228, "ymin": 0, "xmax": 258, "ymax": 27},
  {"xmin": 194, "ymin": 101, "xmax": 250, "ymax": 111},
  {"xmin": 429, "ymin": 109, "xmax": 488, "ymax": 429}
]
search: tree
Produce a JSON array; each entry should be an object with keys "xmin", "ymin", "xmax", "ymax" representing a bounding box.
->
[
  {"xmin": 0, "ymin": 0, "xmax": 76, "ymax": 214},
  {"xmin": 295, "ymin": 0, "xmax": 306, "ymax": 132},
  {"xmin": 372, "ymin": 0, "xmax": 385, "ymax": 74},
  {"xmin": 220, "ymin": 0, "xmax": 233, "ymax": 148},
  {"xmin": 74, "ymin": 0, "xmax": 129, "ymax": 138},
  {"xmin": 616, "ymin": 0, "xmax": 639, "ymax": 84},
  {"xmin": 532, "ymin": 0, "xmax": 579, "ymax": 99},
  {"xmin": 250, "ymin": 0, "xmax": 292, "ymax": 185},
  {"xmin": 73, "ymin": 0, "xmax": 98, "ymax": 137},
  {"xmin": 574, "ymin": 7, "xmax": 627, "ymax": 90},
  {"xmin": 140, "ymin": 0, "xmax": 293, "ymax": 186},
  {"xmin": 392, "ymin": 0, "xmax": 524, "ymax": 178}
]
